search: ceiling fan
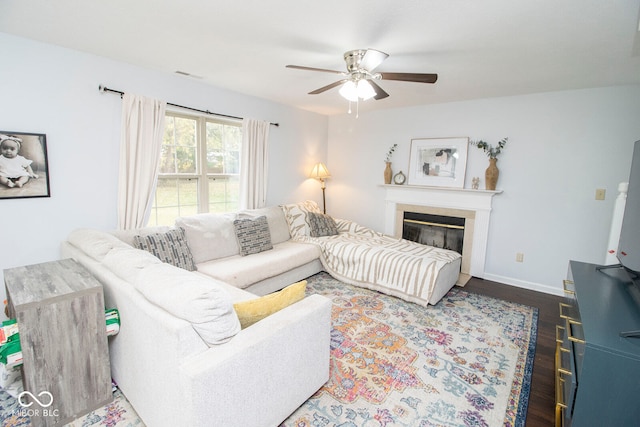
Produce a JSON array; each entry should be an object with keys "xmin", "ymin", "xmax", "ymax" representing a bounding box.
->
[{"xmin": 286, "ymin": 48, "xmax": 438, "ymax": 102}]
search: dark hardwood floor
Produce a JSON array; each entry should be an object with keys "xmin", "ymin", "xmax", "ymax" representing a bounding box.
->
[{"xmin": 463, "ymin": 276, "xmax": 562, "ymax": 427}]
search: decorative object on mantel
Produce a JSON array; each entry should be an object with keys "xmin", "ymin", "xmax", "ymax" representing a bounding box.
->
[
  {"xmin": 383, "ymin": 143, "xmax": 398, "ymax": 184},
  {"xmin": 393, "ymin": 171, "xmax": 406, "ymax": 185},
  {"xmin": 408, "ymin": 137, "xmax": 468, "ymax": 188},
  {"xmin": 470, "ymin": 137, "xmax": 508, "ymax": 190},
  {"xmin": 472, "ymin": 176, "xmax": 480, "ymax": 189}
]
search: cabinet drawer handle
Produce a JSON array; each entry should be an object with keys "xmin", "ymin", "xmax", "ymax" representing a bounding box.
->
[
  {"xmin": 557, "ymin": 358, "xmax": 572, "ymax": 376},
  {"xmin": 555, "ymin": 325, "xmax": 565, "ymax": 343},
  {"xmin": 556, "ymin": 374, "xmax": 567, "ymax": 409},
  {"xmin": 559, "ymin": 302, "xmax": 579, "ymax": 322},
  {"xmin": 555, "ymin": 342, "xmax": 572, "ymax": 376},
  {"xmin": 567, "ymin": 319, "xmax": 585, "ymax": 344},
  {"xmin": 562, "ymin": 279, "xmax": 575, "ymax": 295}
]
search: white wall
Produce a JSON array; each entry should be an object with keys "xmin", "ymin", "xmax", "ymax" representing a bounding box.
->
[
  {"xmin": 0, "ymin": 33, "xmax": 327, "ymax": 308},
  {"xmin": 327, "ymin": 86, "xmax": 640, "ymax": 294}
]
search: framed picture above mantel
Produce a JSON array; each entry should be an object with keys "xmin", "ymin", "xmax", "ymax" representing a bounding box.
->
[{"xmin": 408, "ymin": 137, "xmax": 468, "ymax": 188}]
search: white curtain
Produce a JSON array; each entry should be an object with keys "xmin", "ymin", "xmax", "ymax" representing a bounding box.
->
[
  {"xmin": 117, "ymin": 93, "xmax": 166, "ymax": 230},
  {"xmin": 239, "ymin": 118, "xmax": 270, "ymax": 209}
]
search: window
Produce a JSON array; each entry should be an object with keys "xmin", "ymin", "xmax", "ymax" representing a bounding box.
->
[{"xmin": 148, "ymin": 112, "xmax": 242, "ymax": 226}]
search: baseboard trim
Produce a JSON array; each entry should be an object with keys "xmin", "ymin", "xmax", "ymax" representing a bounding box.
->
[{"xmin": 481, "ymin": 273, "xmax": 564, "ymax": 296}]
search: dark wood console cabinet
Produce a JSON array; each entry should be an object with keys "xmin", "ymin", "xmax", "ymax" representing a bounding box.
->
[{"xmin": 555, "ymin": 261, "xmax": 640, "ymax": 426}]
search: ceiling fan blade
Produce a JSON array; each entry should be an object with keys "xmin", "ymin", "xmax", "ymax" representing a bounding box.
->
[
  {"xmin": 367, "ymin": 80, "xmax": 389, "ymax": 100},
  {"xmin": 286, "ymin": 65, "xmax": 345, "ymax": 75},
  {"xmin": 360, "ymin": 49, "xmax": 389, "ymax": 71},
  {"xmin": 308, "ymin": 79, "xmax": 349, "ymax": 95},
  {"xmin": 379, "ymin": 72, "xmax": 438, "ymax": 83}
]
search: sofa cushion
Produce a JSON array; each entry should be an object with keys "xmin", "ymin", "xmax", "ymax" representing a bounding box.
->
[
  {"xmin": 233, "ymin": 280, "xmax": 307, "ymax": 329},
  {"xmin": 135, "ymin": 263, "xmax": 240, "ymax": 345},
  {"xmin": 238, "ymin": 206, "xmax": 291, "ymax": 245},
  {"xmin": 196, "ymin": 241, "xmax": 320, "ymax": 289},
  {"xmin": 103, "ymin": 246, "xmax": 162, "ymax": 283},
  {"xmin": 175, "ymin": 213, "xmax": 239, "ymax": 264},
  {"xmin": 133, "ymin": 228, "xmax": 197, "ymax": 271},
  {"xmin": 67, "ymin": 228, "xmax": 131, "ymax": 262},
  {"xmin": 192, "ymin": 272, "xmax": 256, "ymax": 303},
  {"xmin": 281, "ymin": 200, "xmax": 322, "ymax": 238},
  {"xmin": 233, "ymin": 215, "xmax": 273, "ymax": 256},
  {"xmin": 307, "ymin": 212, "xmax": 339, "ymax": 237}
]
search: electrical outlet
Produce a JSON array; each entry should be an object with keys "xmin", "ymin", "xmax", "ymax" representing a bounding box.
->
[
  {"xmin": 516, "ymin": 253, "xmax": 524, "ymax": 262},
  {"xmin": 595, "ymin": 188, "xmax": 606, "ymax": 200}
]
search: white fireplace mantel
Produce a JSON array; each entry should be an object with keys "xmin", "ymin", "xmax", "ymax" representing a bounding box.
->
[{"xmin": 382, "ymin": 184, "xmax": 502, "ymax": 280}]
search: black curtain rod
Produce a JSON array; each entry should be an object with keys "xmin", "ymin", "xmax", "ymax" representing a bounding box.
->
[{"xmin": 98, "ymin": 85, "xmax": 279, "ymax": 127}]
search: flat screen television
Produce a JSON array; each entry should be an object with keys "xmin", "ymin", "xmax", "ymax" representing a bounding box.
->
[
  {"xmin": 613, "ymin": 139, "xmax": 640, "ymax": 337},
  {"xmin": 617, "ymin": 140, "xmax": 640, "ymax": 280}
]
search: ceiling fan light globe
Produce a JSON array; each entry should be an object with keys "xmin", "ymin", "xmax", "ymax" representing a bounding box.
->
[
  {"xmin": 357, "ymin": 80, "xmax": 376, "ymax": 100},
  {"xmin": 339, "ymin": 81, "xmax": 359, "ymax": 101}
]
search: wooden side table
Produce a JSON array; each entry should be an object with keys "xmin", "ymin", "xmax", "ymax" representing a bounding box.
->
[{"xmin": 4, "ymin": 258, "xmax": 112, "ymax": 427}]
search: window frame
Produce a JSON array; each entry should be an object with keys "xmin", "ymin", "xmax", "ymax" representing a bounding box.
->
[{"xmin": 149, "ymin": 110, "xmax": 242, "ymax": 225}]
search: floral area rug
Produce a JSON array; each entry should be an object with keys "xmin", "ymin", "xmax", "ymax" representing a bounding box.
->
[
  {"xmin": 0, "ymin": 387, "xmax": 143, "ymax": 427},
  {"xmin": 281, "ymin": 272, "xmax": 538, "ymax": 427}
]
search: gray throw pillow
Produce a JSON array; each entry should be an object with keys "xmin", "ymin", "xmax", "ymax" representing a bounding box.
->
[
  {"xmin": 133, "ymin": 227, "xmax": 197, "ymax": 271},
  {"xmin": 233, "ymin": 215, "xmax": 273, "ymax": 256},
  {"xmin": 307, "ymin": 212, "xmax": 339, "ymax": 237}
]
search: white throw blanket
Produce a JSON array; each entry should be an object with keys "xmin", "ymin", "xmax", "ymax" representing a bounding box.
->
[{"xmin": 294, "ymin": 219, "xmax": 461, "ymax": 306}]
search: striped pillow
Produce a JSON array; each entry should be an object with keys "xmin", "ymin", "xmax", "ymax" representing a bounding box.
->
[
  {"xmin": 233, "ymin": 215, "xmax": 273, "ymax": 256},
  {"xmin": 133, "ymin": 227, "xmax": 197, "ymax": 271}
]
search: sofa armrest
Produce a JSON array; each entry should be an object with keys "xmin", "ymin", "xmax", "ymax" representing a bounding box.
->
[{"xmin": 179, "ymin": 294, "xmax": 332, "ymax": 427}]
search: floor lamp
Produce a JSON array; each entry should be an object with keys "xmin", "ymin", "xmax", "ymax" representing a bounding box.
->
[{"xmin": 310, "ymin": 162, "xmax": 331, "ymax": 214}]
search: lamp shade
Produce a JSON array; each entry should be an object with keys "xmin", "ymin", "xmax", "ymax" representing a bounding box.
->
[{"xmin": 310, "ymin": 162, "xmax": 331, "ymax": 180}]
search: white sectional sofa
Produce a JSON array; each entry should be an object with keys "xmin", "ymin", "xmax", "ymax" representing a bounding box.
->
[
  {"xmin": 173, "ymin": 206, "xmax": 323, "ymax": 296},
  {"xmin": 60, "ymin": 205, "xmax": 332, "ymax": 427}
]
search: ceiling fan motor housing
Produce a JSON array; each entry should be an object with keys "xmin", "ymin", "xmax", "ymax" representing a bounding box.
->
[{"xmin": 344, "ymin": 49, "xmax": 369, "ymax": 72}]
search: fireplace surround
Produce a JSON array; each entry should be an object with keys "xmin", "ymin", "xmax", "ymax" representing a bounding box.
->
[{"xmin": 382, "ymin": 185, "xmax": 501, "ymax": 284}]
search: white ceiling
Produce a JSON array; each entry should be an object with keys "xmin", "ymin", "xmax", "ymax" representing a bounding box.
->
[{"xmin": 2, "ymin": 0, "xmax": 640, "ymax": 116}]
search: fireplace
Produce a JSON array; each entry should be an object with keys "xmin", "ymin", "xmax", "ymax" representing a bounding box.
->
[
  {"xmin": 382, "ymin": 185, "xmax": 502, "ymax": 285},
  {"xmin": 402, "ymin": 212, "xmax": 465, "ymax": 254}
]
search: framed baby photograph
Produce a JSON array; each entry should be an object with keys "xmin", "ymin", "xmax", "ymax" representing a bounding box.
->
[
  {"xmin": 408, "ymin": 137, "xmax": 468, "ymax": 188},
  {"xmin": 0, "ymin": 131, "xmax": 50, "ymax": 200}
]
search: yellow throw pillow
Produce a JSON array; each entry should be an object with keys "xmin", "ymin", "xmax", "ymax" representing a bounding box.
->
[{"xmin": 233, "ymin": 280, "xmax": 307, "ymax": 329}]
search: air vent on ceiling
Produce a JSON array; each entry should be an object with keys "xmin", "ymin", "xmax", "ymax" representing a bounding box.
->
[{"xmin": 174, "ymin": 70, "xmax": 203, "ymax": 79}]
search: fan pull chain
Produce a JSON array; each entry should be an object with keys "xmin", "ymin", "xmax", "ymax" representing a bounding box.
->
[{"xmin": 346, "ymin": 99, "xmax": 360, "ymax": 118}]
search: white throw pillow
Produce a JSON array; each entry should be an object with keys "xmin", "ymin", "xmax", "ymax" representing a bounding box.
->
[
  {"xmin": 134, "ymin": 263, "xmax": 241, "ymax": 345},
  {"xmin": 175, "ymin": 213, "xmax": 240, "ymax": 264}
]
